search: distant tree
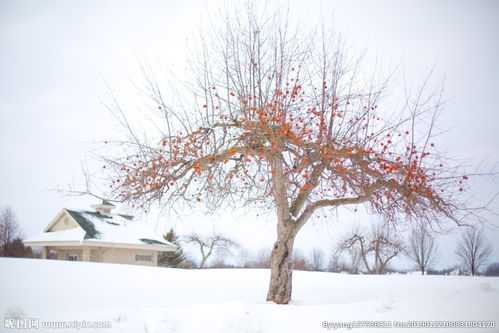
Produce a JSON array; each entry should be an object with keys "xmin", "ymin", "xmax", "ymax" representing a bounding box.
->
[
  {"xmin": 328, "ymin": 251, "xmax": 346, "ymax": 273},
  {"xmin": 331, "ymin": 240, "xmax": 362, "ymax": 274},
  {"xmin": 1, "ymin": 238, "xmax": 33, "ymax": 258},
  {"xmin": 309, "ymin": 247, "xmax": 325, "ymax": 271},
  {"xmin": 235, "ymin": 247, "xmax": 252, "ymax": 268},
  {"xmin": 485, "ymin": 262, "xmax": 499, "ymax": 277},
  {"xmin": 346, "ymin": 245, "xmax": 363, "ymax": 274},
  {"xmin": 158, "ymin": 228, "xmax": 187, "ymax": 268},
  {"xmin": 426, "ymin": 266, "xmax": 461, "ymax": 276},
  {"xmin": 455, "ymin": 227, "xmax": 492, "ymax": 276},
  {"xmin": 253, "ymin": 247, "xmax": 272, "ymax": 268},
  {"xmin": 184, "ymin": 232, "xmax": 238, "ymax": 268},
  {"xmin": 209, "ymin": 254, "xmax": 231, "ymax": 268},
  {"xmin": 405, "ymin": 224, "xmax": 439, "ymax": 275},
  {"xmin": 236, "ymin": 247, "xmax": 270, "ymax": 268},
  {"xmin": 292, "ymin": 249, "xmax": 310, "ymax": 271},
  {"xmin": 0, "ymin": 206, "xmax": 31, "ymax": 258},
  {"xmin": 338, "ymin": 224, "xmax": 403, "ymax": 274},
  {"xmin": 0, "ymin": 206, "xmax": 22, "ymax": 247}
]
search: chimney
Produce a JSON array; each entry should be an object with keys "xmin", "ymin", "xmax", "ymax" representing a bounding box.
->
[{"xmin": 91, "ymin": 200, "xmax": 116, "ymax": 217}]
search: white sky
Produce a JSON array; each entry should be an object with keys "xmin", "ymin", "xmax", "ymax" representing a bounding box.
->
[{"xmin": 1, "ymin": 0, "xmax": 498, "ymax": 269}]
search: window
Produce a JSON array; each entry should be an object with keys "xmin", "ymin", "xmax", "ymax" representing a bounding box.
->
[
  {"xmin": 67, "ymin": 254, "xmax": 78, "ymax": 261},
  {"xmin": 48, "ymin": 250, "xmax": 58, "ymax": 260},
  {"xmin": 135, "ymin": 254, "xmax": 152, "ymax": 262}
]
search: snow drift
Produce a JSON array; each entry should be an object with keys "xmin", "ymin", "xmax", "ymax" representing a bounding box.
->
[{"xmin": 0, "ymin": 258, "xmax": 497, "ymax": 332}]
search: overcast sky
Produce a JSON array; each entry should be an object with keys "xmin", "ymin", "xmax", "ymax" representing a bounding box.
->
[{"xmin": 1, "ymin": 0, "xmax": 498, "ymax": 269}]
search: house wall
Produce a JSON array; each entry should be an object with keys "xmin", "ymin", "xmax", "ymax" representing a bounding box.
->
[
  {"xmin": 90, "ymin": 248, "xmax": 103, "ymax": 262},
  {"xmin": 102, "ymin": 248, "xmax": 158, "ymax": 266},
  {"xmin": 46, "ymin": 246, "xmax": 158, "ymax": 266},
  {"xmin": 49, "ymin": 213, "xmax": 79, "ymax": 231}
]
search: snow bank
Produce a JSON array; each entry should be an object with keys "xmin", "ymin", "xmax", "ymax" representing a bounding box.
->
[{"xmin": 0, "ymin": 258, "xmax": 497, "ymax": 332}]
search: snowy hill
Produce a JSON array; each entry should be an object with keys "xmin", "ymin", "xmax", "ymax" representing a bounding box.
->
[{"xmin": 0, "ymin": 258, "xmax": 498, "ymax": 332}]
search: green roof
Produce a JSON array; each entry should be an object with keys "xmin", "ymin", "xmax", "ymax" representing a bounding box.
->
[
  {"xmin": 139, "ymin": 238, "xmax": 172, "ymax": 246},
  {"xmin": 101, "ymin": 200, "xmax": 116, "ymax": 207},
  {"xmin": 61, "ymin": 209, "xmax": 174, "ymax": 248},
  {"xmin": 117, "ymin": 214, "xmax": 134, "ymax": 220},
  {"xmin": 66, "ymin": 210, "xmax": 101, "ymax": 239}
]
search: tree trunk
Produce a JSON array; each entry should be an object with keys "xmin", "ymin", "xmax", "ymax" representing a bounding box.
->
[
  {"xmin": 199, "ymin": 256, "xmax": 207, "ymax": 269},
  {"xmin": 266, "ymin": 222, "xmax": 297, "ymax": 304}
]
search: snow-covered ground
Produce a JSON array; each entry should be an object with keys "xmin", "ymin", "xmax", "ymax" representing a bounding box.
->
[{"xmin": 1, "ymin": 258, "xmax": 498, "ymax": 333}]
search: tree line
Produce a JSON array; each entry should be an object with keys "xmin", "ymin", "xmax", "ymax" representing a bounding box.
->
[
  {"xmin": 158, "ymin": 223, "xmax": 494, "ymax": 277},
  {"xmin": 1, "ymin": 204, "xmax": 495, "ymax": 276}
]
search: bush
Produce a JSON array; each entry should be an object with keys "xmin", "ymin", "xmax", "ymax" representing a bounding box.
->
[{"xmin": 0, "ymin": 238, "xmax": 33, "ymax": 258}]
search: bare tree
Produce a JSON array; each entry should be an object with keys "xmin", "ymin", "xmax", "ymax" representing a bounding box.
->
[
  {"xmin": 338, "ymin": 224, "xmax": 403, "ymax": 274},
  {"xmin": 236, "ymin": 247, "xmax": 253, "ymax": 268},
  {"xmin": 253, "ymin": 247, "xmax": 271, "ymax": 268},
  {"xmin": 345, "ymin": 244, "xmax": 363, "ymax": 274},
  {"xmin": 455, "ymin": 227, "xmax": 492, "ymax": 276},
  {"xmin": 328, "ymin": 248, "xmax": 346, "ymax": 273},
  {"xmin": 405, "ymin": 224, "xmax": 439, "ymax": 274},
  {"xmin": 0, "ymin": 206, "xmax": 22, "ymax": 247},
  {"xmin": 97, "ymin": 3, "xmax": 482, "ymax": 303},
  {"xmin": 309, "ymin": 247, "xmax": 325, "ymax": 271},
  {"xmin": 184, "ymin": 233, "xmax": 238, "ymax": 268},
  {"xmin": 209, "ymin": 254, "xmax": 230, "ymax": 268},
  {"xmin": 331, "ymin": 238, "xmax": 363, "ymax": 274},
  {"xmin": 328, "ymin": 243, "xmax": 362, "ymax": 274},
  {"xmin": 0, "ymin": 206, "xmax": 32, "ymax": 258},
  {"xmin": 292, "ymin": 249, "xmax": 310, "ymax": 271}
]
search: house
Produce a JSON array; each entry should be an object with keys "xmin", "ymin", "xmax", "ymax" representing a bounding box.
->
[{"xmin": 23, "ymin": 201, "xmax": 176, "ymax": 266}]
